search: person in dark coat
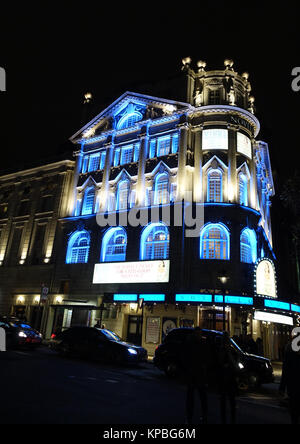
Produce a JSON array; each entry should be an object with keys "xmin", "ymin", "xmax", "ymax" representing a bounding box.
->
[
  {"xmin": 279, "ymin": 334, "xmax": 300, "ymax": 424},
  {"xmin": 180, "ymin": 328, "xmax": 212, "ymax": 424},
  {"xmin": 217, "ymin": 332, "xmax": 239, "ymax": 424}
]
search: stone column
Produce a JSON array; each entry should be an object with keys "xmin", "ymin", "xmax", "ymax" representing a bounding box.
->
[
  {"xmin": 136, "ymin": 130, "xmax": 149, "ymax": 207},
  {"xmin": 250, "ymin": 139, "xmax": 258, "ymax": 210},
  {"xmin": 99, "ymin": 136, "xmax": 114, "ymax": 211},
  {"xmin": 177, "ymin": 122, "xmax": 189, "ymax": 201},
  {"xmin": 227, "ymin": 126, "xmax": 238, "ymax": 203},
  {"xmin": 69, "ymin": 149, "xmax": 83, "ymax": 216},
  {"xmin": 192, "ymin": 125, "xmax": 203, "ymax": 203}
]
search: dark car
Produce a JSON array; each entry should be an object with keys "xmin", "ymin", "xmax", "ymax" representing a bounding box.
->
[
  {"xmin": 50, "ymin": 326, "xmax": 148, "ymax": 364},
  {"xmin": 0, "ymin": 316, "xmax": 43, "ymax": 349},
  {"xmin": 153, "ymin": 328, "xmax": 274, "ymax": 389}
]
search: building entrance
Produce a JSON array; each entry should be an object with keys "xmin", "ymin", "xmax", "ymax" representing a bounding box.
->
[{"xmin": 127, "ymin": 315, "xmax": 142, "ymax": 345}]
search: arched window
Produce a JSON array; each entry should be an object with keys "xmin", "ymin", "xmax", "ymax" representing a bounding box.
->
[
  {"xmin": 238, "ymin": 173, "xmax": 248, "ymax": 206},
  {"xmin": 155, "ymin": 173, "xmax": 169, "ymax": 205},
  {"xmin": 117, "ymin": 180, "xmax": 130, "ymax": 210},
  {"xmin": 240, "ymin": 228, "xmax": 257, "ymax": 263},
  {"xmin": 82, "ymin": 187, "xmax": 95, "ymax": 215},
  {"xmin": 66, "ymin": 230, "xmax": 90, "ymax": 264},
  {"xmin": 140, "ymin": 223, "xmax": 170, "ymax": 260},
  {"xmin": 101, "ymin": 227, "xmax": 127, "ymax": 262},
  {"xmin": 207, "ymin": 169, "xmax": 222, "ymax": 202},
  {"xmin": 117, "ymin": 112, "xmax": 142, "ymax": 130},
  {"xmin": 200, "ymin": 223, "xmax": 230, "ymax": 260}
]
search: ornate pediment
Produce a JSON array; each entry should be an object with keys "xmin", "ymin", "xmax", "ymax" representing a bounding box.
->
[{"xmin": 70, "ymin": 92, "xmax": 190, "ymax": 143}]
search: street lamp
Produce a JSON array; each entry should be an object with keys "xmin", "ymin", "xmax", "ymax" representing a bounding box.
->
[{"xmin": 218, "ymin": 275, "xmax": 229, "ymax": 331}]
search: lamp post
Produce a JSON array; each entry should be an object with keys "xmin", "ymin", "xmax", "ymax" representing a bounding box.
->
[{"xmin": 218, "ymin": 275, "xmax": 229, "ymax": 332}]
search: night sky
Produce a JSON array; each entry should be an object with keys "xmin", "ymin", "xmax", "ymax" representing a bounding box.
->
[{"xmin": 1, "ymin": 3, "xmax": 300, "ymax": 292}]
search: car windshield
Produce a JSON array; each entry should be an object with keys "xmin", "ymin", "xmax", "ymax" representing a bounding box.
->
[{"xmin": 98, "ymin": 329, "xmax": 121, "ymax": 342}]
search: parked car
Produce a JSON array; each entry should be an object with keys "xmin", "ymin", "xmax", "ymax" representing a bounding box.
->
[
  {"xmin": 0, "ymin": 316, "xmax": 43, "ymax": 349},
  {"xmin": 50, "ymin": 326, "xmax": 148, "ymax": 364},
  {"xmin": 153, "ymin": 328, "xmax": 274, "ymax": 389}
]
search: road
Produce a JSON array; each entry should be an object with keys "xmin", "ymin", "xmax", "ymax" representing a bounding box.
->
[{"xmin": 0, "ymin": 346, "xmax": 291, "ymax": 425}]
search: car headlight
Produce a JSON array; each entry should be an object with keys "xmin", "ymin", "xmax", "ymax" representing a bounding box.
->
[
  {"xmin": 238, "ymin": 362, "xmax": 244, "ymax": 370},
  {"xmin": 18, "ymin": 331, "xmax": 27, "ymax": 338},
  {"xmin": 128, "ymin": 348, "xmax": 138, "ymax": 355}
]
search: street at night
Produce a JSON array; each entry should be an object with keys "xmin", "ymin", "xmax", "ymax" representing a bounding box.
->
[
  {"xmin": 0, "ymin": 346, "xmax": 290, "ymax": 425},
  {"xmin": 2, "ymin": 1, "xmax": 300, "ymax": 434}
]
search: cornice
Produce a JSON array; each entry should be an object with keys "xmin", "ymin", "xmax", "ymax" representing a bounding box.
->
[{"xmin": 190, "ymin": 105, "xmax": 260, "ymax": 137}]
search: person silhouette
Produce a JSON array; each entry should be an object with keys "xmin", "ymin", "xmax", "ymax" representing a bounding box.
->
[
  {"xmin": 180, "ymin": 328, "xmax": 211, "ymax": 424},
  {"xmin": 217, "ymin": 332, "xmax": 239, "ymax": 424},
  {"xmin": 279, "ymin": 332, "xmax": 300, "ymax": 424}
]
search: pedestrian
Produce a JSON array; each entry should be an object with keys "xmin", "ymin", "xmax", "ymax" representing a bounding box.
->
[
  {"xmin": 217, "ymin": 332, "xmax": 239, "ymax": 424},
  {"xmin": 279, "ymin": 332, "xmax": 300, "ymax": 424},
  {"xmin": 256, "ymin": 337, "xmax": 264, "ymax": 356},
  {"xmin": 94, "ymin": 320, "xmax": 101, "ymax": 328},
  {"xmin": 180, "ymin": 327, "xmax": 211, "ymax": 424}
]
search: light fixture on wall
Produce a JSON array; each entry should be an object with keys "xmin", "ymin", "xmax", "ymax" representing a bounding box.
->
[
  {"xmin": 34, "ymin": 296, "xmax": 40, "ymax": 304},
  {"xmin": 55, "ymin": 296, "xmax": 63, "ymax": 304},
  {"xmin": 17, "ymin": 295, "xmax": 25, "ymax": 305}
]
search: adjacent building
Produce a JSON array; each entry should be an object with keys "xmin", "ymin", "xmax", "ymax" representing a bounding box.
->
[{"xmin": 0, "ymin": 160, "xmax": 74, "ymax": 331}]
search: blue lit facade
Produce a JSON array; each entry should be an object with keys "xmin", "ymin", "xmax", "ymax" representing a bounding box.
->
[{"xmin": 49, "ymin": 59, "xmax": 299, "ymax": 359}]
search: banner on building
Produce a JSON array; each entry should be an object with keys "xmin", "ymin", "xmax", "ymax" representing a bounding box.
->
[
  {"xmin": 254, "ymin": 258, "xmax": 277, "ymax": 299},
  {"xmin": 93, "ymin": 260, "xmax": 170, "ymax": 284}
]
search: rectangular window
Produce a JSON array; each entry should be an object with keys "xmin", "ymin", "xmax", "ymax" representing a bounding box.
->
[
  {"xmin": 88, "ymin": 154, "xmax": 100, "ymax": 172},
  {"xmin": 157, "ymin": 136, "xmax": 171, "ymax": 157},
  {"xmin": 171, "ymin": 133, "xmax": 179, "ymax": 153},
  {"xmin": 133, "ymin": 143, "xmax": 140, "ymax": 162},
  {"xmin": 114, "ymin": 148, "xmax": 120, "ymax": 166},
  {"xmin": 99, "ymin": 151, "xmax": 106, "ymax": 169},
  {"xmin": 237, "ymin": 132, "xmax": 252, "ymax": 159},
  {"xmin": 82, "ymin": 156, "xmax": 89, "ymax": 173},
  {"xmin": 121, "ymin": 145, "xmax": 133, "ymax": 165},
  {"xmin": 149, "ymin": 139, "xmax": 156, "ymax": 158},
  {"xmin": 202, "ymin": 129, "xmax": 228, "ymax": 150}
]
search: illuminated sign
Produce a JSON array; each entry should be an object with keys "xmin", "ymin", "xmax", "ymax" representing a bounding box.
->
[
  {"xmin": 113, "ymin": 294, "xmax": 138, "ymax": 302},
  {"xmin": 264, "ymin": 299, "xmax": 290, "ymax": 311},
  {"xmin": 140, "ymin": 294, "xmax": 165, "ymax": 302},
  {"xmin": 93, "ymin": 260, "xmax": 170, "ymax": 284},
  {"xmin": 230, "ymin": 115, "xmax": 253, "ymax": 133},
  {"xmin": 255, "ymin": 258, "xmax": 277, "ymax": 299},
  {"xmin": 175, "ymin": 294, "xmax": 212, "ymax": 303},
  {"xmin": 237, "ymin": 132, "xmax": 252, "ymax": 159},
  {"xmin": 214, "ymin": 295, "xmax": 253, "ymax": 305},
  {"xmin": 225, "ymin": 296, "xmax": 253, "ymax": 305},
  {"xmin": 254, "ymin": 311, "xmax": 294, "ymax": 326},
  {"xmin": 202, "ymin": 129, "xmax": 228, "ymax": 150},
  {"xmin": 291, "ymin": 304, "xmax": 300, "ymax": 314}
]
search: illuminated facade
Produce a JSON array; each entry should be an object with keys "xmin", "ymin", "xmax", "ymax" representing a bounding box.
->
[
  {"xmin": 1, "ymin": 60, "xmax": 299, "ymax": 360},
  {"xmin": 44, "ymin": 58, "xmax": 300, "ymax": 360}
]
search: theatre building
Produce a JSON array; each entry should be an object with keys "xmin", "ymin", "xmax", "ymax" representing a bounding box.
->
[{"xmin": 23, "ymin": 59, "xmax": 300, "ymax": 359}]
